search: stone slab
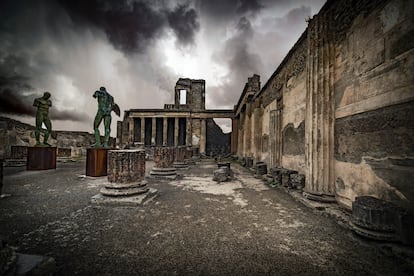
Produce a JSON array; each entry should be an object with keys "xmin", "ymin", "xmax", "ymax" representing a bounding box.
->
[
  {"xmin": 91, "ymin": 188, "xmax": 158, "ymax": 206},
  {"xmin": 86, "ymin": 148, "xmax": 109, "ymax": 177},
  {"xmin": 26, "ymin": 147, "xmax": 57, "ymax": 170}
]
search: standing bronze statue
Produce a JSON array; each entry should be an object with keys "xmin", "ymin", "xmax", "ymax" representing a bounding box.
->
[
  {"xmin": 33, "ymin": 92, "xmax": 52, "ymax": 146},
  {"xmin": 92, "ymin": 86, "xmax": 120, "ymax": 148}
]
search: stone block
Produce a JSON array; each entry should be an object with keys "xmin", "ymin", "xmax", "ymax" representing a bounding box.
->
[
  {"xmin": 213, "ymin": 168, "xmax": 229, "ymax": 182},
  {"xmin": 27, "ymin": 147, "xmax": 56, "ymax": 170},
  {"xmin": 255, "ymin": 162, "xmax": 267, "ymax": 175}
]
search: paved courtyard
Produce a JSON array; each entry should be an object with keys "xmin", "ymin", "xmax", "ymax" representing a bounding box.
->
[{"xmin": 1, "ymin": 159, "xmax": 413, "ymax": 275}]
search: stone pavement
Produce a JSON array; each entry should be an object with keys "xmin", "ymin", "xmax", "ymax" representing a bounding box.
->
[{"xmin": 0, "ymin": 159, "xmax": 413, "ymax": 275}]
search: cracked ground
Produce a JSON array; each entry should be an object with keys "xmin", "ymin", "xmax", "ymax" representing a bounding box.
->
[{"xmin": 1, "ymin": 159, "xmax": 413, "ymax": 275}]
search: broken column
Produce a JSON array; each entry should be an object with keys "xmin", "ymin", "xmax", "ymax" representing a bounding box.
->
[
  {"xmin": 92, "ymin": 149, "xmax": 157, "ymax": 205},
  {"xmin": 173, "ymin": 146, "xmax": 189, "ymax": 169},
  {"xmin": 150, "ymin": 146, "xmax": 177, "ymax": 179}
]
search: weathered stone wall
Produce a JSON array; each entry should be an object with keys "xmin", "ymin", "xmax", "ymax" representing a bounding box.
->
[
  {"xmin": 0, "ymin": 116, "xmax": 114, "ymax": 158},
  {"xmin": 234, "ymin": 0, "xmax": 414, "ymax": 209}
]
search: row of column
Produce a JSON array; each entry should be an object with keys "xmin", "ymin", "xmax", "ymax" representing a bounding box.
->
[{"xmin": 128, "ymin": 117, "xmax": 206, "ymax": 153}]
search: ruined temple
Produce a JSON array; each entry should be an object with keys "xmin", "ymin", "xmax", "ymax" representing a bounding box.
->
[
  {"xmin": 118, "ymin": 0, "xmax": 413, "ymax": 212},
  {"xmin": 118, "ymin": 78, "xmax": 232, "ymax": 156},
  {"xmin": 232, "ymin": 0, "xmax": 414, "ymax": 210}
]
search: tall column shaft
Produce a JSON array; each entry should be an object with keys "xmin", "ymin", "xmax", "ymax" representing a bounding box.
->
[
  {"xmin": 151, "ymin": 117, "xmax": 156, "ymax": 145},
  {"xmin": 200, "ymin": 119, "xmax": 206, "ymax": 154},
  {"xmin": 304, "ymin": 13, "xmax": 335, "ymax": 202},
  {"xmin": 163, "ymin": 117, "xmax": 168, "ymax": 146},
  {"xmin": 140, "ymin": 117, "xmax": 145, "ymax": 143},
  {"xmin": 128, "ymin": 117, "xmax": 134, "ymax": 145},
  {"xmin": 174, "ymin": 117, "xmax": 179, "ymax": 146}
]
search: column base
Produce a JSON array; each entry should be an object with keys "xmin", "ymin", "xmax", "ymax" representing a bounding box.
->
[
  {"xmin": 173, "ymin": 162, "xmax": 189, "ymax": 169},
  {"xmin": 91, "ymin": 187, "xmax": 158, "ymax": 206},
  {"xmin": 303, "ymin": 190, "xmax": 336, "ymax": 203},
  {"xmin": 100, "ymin": 180, "xmax": 149, "ymax": 196},
  {"xmin": 149, "ymin": 167, "xmax": 177, "ymax": 179}
]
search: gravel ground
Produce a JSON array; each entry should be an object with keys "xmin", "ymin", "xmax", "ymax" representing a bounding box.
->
[{"xmin": 1, "ymin": 159, "xmax": 413, "ymax": 275}]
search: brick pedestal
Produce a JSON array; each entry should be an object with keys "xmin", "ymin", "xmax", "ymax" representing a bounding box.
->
[
  {"xmin": 86, "ymin": 148, "xmax": 109, "ymax": 177},
  {"xmin": 27, "ymin": 147, "xmax": 56, "ymax": 170}
]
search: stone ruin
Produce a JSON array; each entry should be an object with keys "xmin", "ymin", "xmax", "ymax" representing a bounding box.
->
[
  {"xmin": 92, "ymin": 149, "xmax": 157, "ymax": 205},
  {"xmin": 149, "ymin": 146, "xmax": 177, "ymax": 179}
]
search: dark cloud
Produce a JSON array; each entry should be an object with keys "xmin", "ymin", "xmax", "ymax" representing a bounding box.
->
[
  {"xmin": 167, "ymin": 4, "xmax": 200, "ymax": 46},
  {"xmin": 58, "ymin": 0, "xmax": 199, "ymax": 52},
  {"xmin": 196, "ymin": 0, "xmax": 263, "ymax": 22},
  {"xmin": 0, "ymin": 87, "xmax": 35, "ymax": 116},
  {"xmin": 210, "ymin": 16, "xmax": 262, "ymax": 107}
]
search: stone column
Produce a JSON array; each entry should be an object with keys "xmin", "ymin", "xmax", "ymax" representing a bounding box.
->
[
  {"xmin": 150, "ymin": 146, "xmax": 177, "ymax": 179},
  {"xmin": 303, "ymin": 13, "xmax": 336, "ymax": 202},
  {"xmin": 200, "ymin": 119, "xmax": 206, "ymax": 155},
  {"xmin": 174, "ymin": 117, "xmax": 179, "ymax": 146},
  {"xmin": 186, "ymin": 117, "xmax": 192, "ymax": 146},
  {"xmin": 231, "ymin": 118, "xmax": 238, "ymax": 155},
  {"xmin": 151, "ymin": 117, "xmax": 156, "ymax": 145},
  {"xmin": 140, "ymin": 117, "xmax": 145, "ymax": 144},
  {"xmin": 92, "ymin": 149, "xmax": 158, "ymax": 205},
  {"xmin": 128, "ymin": 117, "xmax": 134, "ymax": 145},
  {"xmin": 173, "ymin": 146, "xmax": 189, "ymax": 169},
  {"xmin": 163, "ymin": 117, "xmax": 168, "ymax": 146}
]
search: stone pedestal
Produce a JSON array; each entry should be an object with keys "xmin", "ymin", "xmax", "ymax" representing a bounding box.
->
[
  {"xmin": 27, "ymin": 147, "xmax": 56, "ymax": 170},
  {"xmin": 92, "ymin": 149, "xmax": 157, "ymax": 206},
  {"xmin": 150, "ymin": 147, "xmax": 177, "ymax": 179},
  {"xmin": 86, "ymin": 148, "xmax": 109, "ymax": 177},
  {"xmin": 173, "ymin": 146, "xmax": 189, "ymax": 169}
]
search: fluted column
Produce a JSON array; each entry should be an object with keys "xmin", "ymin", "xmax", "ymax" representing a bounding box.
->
[
  {"xmin": 128, "ymin": 117, "xmax": 134, "ymax": 145},
  {"xmin": 303, "ymin": 12, "xmax": 336, "ymax": 202}
]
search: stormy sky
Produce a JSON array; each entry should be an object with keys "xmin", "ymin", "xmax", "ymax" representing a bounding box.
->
[{"xmin": 0, "ymin": 0, "xmax": 325, "ymax": 134}]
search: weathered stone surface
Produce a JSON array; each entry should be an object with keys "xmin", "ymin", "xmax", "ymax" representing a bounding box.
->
[
  {"xmin": 290, "ymin": 173, "xmax": 305, "ymax": 190},
  {"xmin": 350, "ymin": 196, "xmax": 398, "ymax": 241},
  {"xmin": 149, "ymin": 167, "xmax": 177, "ymax": 179},
  {"xmin": 107, "ymin": 149, "xmax": 146, "ymax": 183},
  {"xmin": 213, "ymin": 168, "xmax": 229, "ymax": 182},
  {"xmin": 255, "ymin": 162, "xmax": 267, "ymax": 175},
  {"xmin": 153, "ymin": 146, "xmax": 175, "ymax": 168}
]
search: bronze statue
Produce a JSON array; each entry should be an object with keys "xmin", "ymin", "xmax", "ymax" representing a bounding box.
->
[
  {"xmin": 92, "ymin": 86, "xmax": 120, "ymax": 148},
  {"xmin": 33, "ymin": 92, "xmax": 52, "ymax": 146}
]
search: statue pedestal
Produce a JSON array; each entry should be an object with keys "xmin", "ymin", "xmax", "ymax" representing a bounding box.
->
[
  {"xmin": 27, "ymin": 147, "xmax": 56, "ymax": 170},
  {"xmin": 86, "ymin": 148, "xmax": 109, "ymax": 177}
]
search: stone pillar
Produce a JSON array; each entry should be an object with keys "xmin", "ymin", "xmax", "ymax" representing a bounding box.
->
[
  {"xmin": 92, "ymin": 149, "xmax": 158, "ymax": 205},
  {"xmin": 163, "ymin": 117, "xmax": 168, "ymax": 146},
  {"xmin": 128, "ymin": 117, "xmax": 134, "ymax": 145},
  {"xmin": 303, "ymin": 13, "xmax": 336, "ymax": 202},
  {"xmin": 231, "ymin": 118, "xmax": 238, "ymax": 155},
  {"xmin": 174, "ymin": 117, "xmax": 179, "ymax": 146},
  {"xmin": 186, "ymin": 117, "xmax": 192, "ymax": 146},
  {"xmin": 140, "ymin": 117, "xmax": 145, "ymax": 144},
  {"xmin": 200, "ymin": 119, "xmax": 206, "ymax": 155},
  {"xmin": 173, "ymin": 146, "xmax": 189, "ymax": 169},
  {"xmin": 151, "ymin": 117, "xmax": 156, "ymax": 145},
  {"xmin": 150, "ymin": 146, "xmax": 177, "ymax": 179}
]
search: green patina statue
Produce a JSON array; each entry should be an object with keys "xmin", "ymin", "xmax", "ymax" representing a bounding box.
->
[
  {"xmin": 92, "ymin": 86, "xmax": 120, "ymax": 148},
  {"xmin": 33, "ymin": 92, "xmax": 52, "ymax": 146}
]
